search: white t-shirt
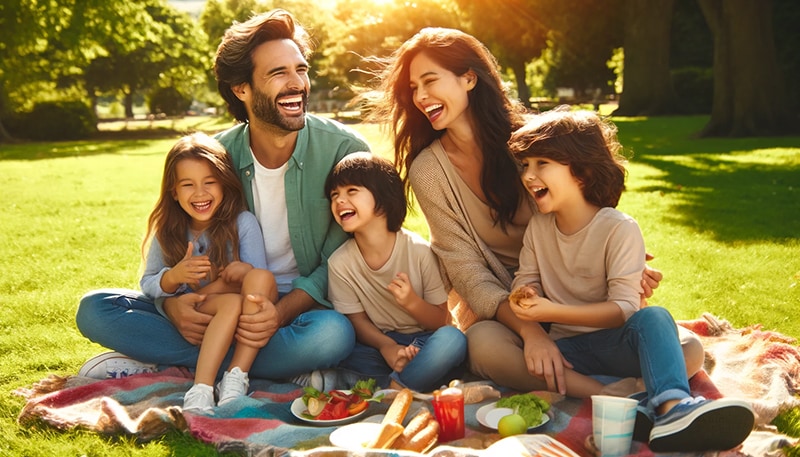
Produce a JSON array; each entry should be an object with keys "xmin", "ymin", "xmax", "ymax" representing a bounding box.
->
[{"xmin": 251, "ymin": 152, "xmax": 299, "ymax": 294}]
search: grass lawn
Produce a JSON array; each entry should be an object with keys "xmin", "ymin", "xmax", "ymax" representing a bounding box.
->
[{"xmin": 1, "ymin": 114, "xmax": 798, "ymax": 455}]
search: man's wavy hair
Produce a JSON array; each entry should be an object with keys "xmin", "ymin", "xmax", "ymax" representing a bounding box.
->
[{"xmin": 214, "ymin": 9, "xmax": 313, "ymax": 123}]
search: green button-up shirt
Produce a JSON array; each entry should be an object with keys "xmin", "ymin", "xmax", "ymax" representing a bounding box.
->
[{"xmin": 215, "ymin": 114, "xmax": 370, "ymax": 307}]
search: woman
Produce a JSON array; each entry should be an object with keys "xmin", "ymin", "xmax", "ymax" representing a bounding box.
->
[{"xmin": 365, "ymin": 27, "xmax": 703, "ymax": 395}]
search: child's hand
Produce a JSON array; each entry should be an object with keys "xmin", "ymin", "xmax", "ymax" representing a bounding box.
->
[
  {"xmin": 219, "ymin": 261, "xmax": 253, "ymax": 284},
  {"xmin": 167, "ymin": 242, "xmax": 212, "ymax": 290},
  {"xmin": 381, "ymin": 342, "xmax": 420, "ymax": 372},
  {"xmin": 509, "ymin": 284, "xmax": 538, "ymax": 308},
  {"xmin": 387, "ymin": 272, "xmax": 419, "ymax": 308},
  {"xmin": 510, "ymin": 294, "xmax": 553, "ymax": 322}
]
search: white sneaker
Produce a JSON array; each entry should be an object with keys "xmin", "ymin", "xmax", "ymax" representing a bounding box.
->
[
  {"xmin": 290, "ymin": 369, "xmax": 339, "ymax": 391},
  {"xmin": 216, "ymin": 367, "xmax": 249, "ymax": 406},
  {"xmin": 78, "ymin": 351, "xmax": 157, "ymax": 379},
  {"xmin": 183, "ymin": 383, "xmax": 215, "ymax": 414}
]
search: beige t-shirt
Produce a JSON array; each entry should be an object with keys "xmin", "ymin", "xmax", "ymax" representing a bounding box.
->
[
  {"xmin": 450, "ymin": 162, "xmax": 532, "ymax": 271},
  {"xmin": 511, "ymin": 207, "xmax": 645, "ymax": 341},
  {"xmin": 328, "ymin": 228, "xmax": 449, "ymax": 334}
]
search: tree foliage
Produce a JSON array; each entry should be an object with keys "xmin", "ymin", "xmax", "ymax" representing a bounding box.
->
[
  {"xmin": 2, "ymin": 0, "xmax": 798, "ymax": 142},
  {"xmin": 1, "ymin": 0, "xmax": 210, "ymax": 141}
]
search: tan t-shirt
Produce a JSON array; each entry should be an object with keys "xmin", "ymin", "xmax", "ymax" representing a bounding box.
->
[
  {"xmin": 450, "ymin": 163, "xmax": 532, "ymax": 271},
  {"xmin": 511, "ymin": 207, "xmax": 645, "ymax": 341},
  {"xmin": 328, "ymin": 228, "xmax": 449, "ymax": 334}
]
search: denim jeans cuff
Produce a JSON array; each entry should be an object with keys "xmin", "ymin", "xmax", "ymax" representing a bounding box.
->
[{"xmin": 649, "ymin": 388, "xmax": 689, "ymax": 413}]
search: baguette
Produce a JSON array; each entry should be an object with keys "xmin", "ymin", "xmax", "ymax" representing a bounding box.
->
[
  {"xmin": 364, "ymin": 388, "xmax": 414, "ymax": 449},
  {"xmin": 366, "ymin": 422, "xmax": 404, "ymax": 449},
  {"xmin": 382, "ymin": 388, "xmax": 413, "ymax": 425}
]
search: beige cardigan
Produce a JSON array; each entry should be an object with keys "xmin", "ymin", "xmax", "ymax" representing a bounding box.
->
[{"xmin": 409, "ymin": 139, "xmax": 529, "ymax": 329}]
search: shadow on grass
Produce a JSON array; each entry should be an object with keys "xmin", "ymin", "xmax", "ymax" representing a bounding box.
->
[
  {"xmin": 0, "ymin": 115, "xmax": 232, "ymax": 161},
  {"xmin": 617, "ymin": 115, "xmax": 800, "ymax": 244},
  {"xmin": 0, "ymin": 133, "xmax": 181, "ymax": 161}
]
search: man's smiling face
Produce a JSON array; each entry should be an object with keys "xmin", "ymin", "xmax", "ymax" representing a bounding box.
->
[{"xmin": 247, "ymin": 38, "xmax": 310, "ymax": 131}]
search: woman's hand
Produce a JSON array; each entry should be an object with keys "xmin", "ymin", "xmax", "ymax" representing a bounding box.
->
[
  {"xmin": 520, "ymin": 328, "xmax": 572, "ymax": 395},
  {"xmin": 641, "ymin": 254, "xmax": 663, "ymax": 299},
  {"xmin": 162, "ymin": 293, "xmax": 211, "ymax": 345}
]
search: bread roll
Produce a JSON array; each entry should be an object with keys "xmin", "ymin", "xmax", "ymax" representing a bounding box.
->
[
  {"xmin": 392, "ymin": 408, "xmax": 432, "ymax": 449},
  {"xmin": 400, "ymin": 418, "xmax": 439, "ymax": 453},
  {"xmin": 509, "ymin": 287, "xmax": 535, "ymax": 309}
]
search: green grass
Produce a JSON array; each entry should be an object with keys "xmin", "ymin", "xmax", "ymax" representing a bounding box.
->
[{"xmin": 1, "ymin": 115, "xmax": 799, "ymax": 455}]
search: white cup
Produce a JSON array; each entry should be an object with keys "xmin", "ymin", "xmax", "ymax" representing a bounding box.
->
[{"xmin": 591, "ymin": 395, "xmax": 638, "ymax": 457}]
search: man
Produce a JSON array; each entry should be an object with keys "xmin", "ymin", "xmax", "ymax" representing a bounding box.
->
[{"xmin": 76, "ymin": 10, "xmax": 369, "ymax": 388}]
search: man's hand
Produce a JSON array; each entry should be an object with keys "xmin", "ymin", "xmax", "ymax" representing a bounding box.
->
[
  {"xmin": 235, "ymin": 294, "xmax": 279, "ymax": 349},
  {"xmin": 162, "ymin": 293, "xmax": 211, "ymax": 346}
]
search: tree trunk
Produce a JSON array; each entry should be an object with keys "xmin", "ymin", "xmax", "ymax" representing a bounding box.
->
[
  {"xmin": 697, "ymin": 0, "xmax": 793, "ymax": 136},
  {"xmin": 0, "ymin": 119, "xmax": 13, "ymax": 143},
  {"xmin": 511, "ymin": 59, "xmax": 532, "ymax": 109},
  {"xmin": 124, "ymin": 90, "xmax": 134, "ymax": 119},
  {"xmin": 614, "ymin": 0, "xmax": 680, "ymax": 116}
]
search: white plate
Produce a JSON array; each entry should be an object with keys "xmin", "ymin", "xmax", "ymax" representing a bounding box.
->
[
  {"xmin": 329, "ymin": 422, "xmax": 382, "ymax": 450},
  {"xmin": 476, "ymin": 402, "xmax": 550, "ymax": 430},
  {"xmin": 290, "ymin": 390, "xmax": 369, "ymax": 426}
]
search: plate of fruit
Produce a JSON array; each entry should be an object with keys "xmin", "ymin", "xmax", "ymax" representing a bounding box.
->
[{"xmin": 291, "ymin": 379, "xmax": 382, "ymax": 426}]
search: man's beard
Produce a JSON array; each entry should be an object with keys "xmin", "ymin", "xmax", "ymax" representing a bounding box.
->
[{"xmin": 251, "ymin": 87, "xmax": 308, "ymax": 131}]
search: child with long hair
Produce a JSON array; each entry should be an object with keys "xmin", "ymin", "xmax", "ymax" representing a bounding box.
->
[
  {"xmin": 324, "ymin": 152, "xmax": 466, "ymax": 392},
  {"xmin": 507, "ymin": 108, "xmax": 753, "ymax": 452},
  {"xmin": 140, "ymin": 133, "xmax": 278, "ymax": 413}
]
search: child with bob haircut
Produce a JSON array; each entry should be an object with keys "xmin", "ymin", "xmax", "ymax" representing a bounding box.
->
[
  {"xmin": 324, "ymin": 152, "xmax": 466, "ymax": 392},
  {"xmin": 140, "ymin": 132, "xmax": 278, "ymax": 413},
  {"xmin": 507, "ymin": 108, "xmax": 754, "ymax": 452}
]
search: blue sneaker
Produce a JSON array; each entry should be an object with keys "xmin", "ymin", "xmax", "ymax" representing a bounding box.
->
[{"xmin": 649, "ymin": 396, "xmax": 754, "ymax": 452}]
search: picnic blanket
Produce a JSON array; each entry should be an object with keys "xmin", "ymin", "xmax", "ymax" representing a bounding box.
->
[{"xmin": 15, "ymin": 314, "xmax": 800, "ymax": 456}]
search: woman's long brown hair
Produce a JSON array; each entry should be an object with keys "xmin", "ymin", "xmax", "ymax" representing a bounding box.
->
[{"xmin": 364, "ymin": 27, "xmax": 528, "ymax": 230}]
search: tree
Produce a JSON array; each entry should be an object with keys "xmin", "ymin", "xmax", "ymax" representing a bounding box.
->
[
  {"xmin": 456, "ymin": 0, "xmax": 547, "ymax": 107},
  {"xmin": 697, "ymin": 0, "xmax": 794, "ymax": 136},
  {"xmin": 614, "ymin": 0, "xmax": 681, "ymax": 115},
  {"xmin": 536, "ymin": 0, "xmax": 622, "ymax": 103},
  {"xmin": 85, "ymin": 1, "xmax": 210, "ymax": 118},
  {"xmin": 324, "ymin": 0, "xmax": 462, "ymax": 92}
]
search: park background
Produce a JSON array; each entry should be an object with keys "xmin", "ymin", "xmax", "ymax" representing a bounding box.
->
[{"xmin": 2, "ymin": 0, "xmax": 799, "ymax": 455}]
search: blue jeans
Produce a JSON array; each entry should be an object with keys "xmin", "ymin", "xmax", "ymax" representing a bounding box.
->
[
  {"xmin": 75, "ymin": 288, "xmax": 355, "ymax": 380},
  {"xmin": 554, "ymin": 306, "xmax": 690, "ymax": 411},
  {"xmin": 338, "ymin": 326, "xmax": 467, "ymax": 393}
]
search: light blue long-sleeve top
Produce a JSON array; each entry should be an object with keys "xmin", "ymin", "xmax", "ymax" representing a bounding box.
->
[{"xmin": 140, "ymin": 211, "xmax": 267, "ymax": 316}]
